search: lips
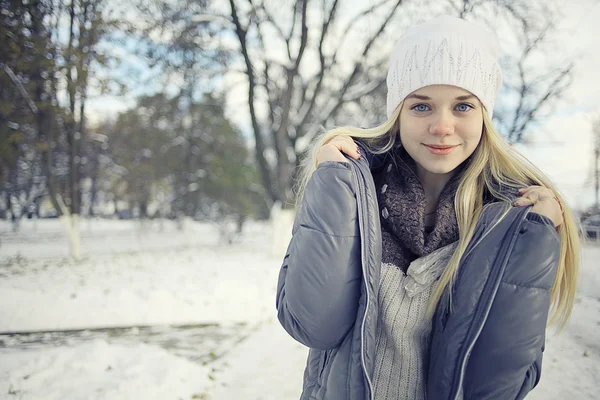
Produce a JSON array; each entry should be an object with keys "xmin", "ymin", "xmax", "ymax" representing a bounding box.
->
[
  {"xmin": 424, "ymin": 144, "xmax": 458, "ymax": 149},
  {"xmin": 423, "ymin": 144, "xmax": 458, "ymax": 155}
]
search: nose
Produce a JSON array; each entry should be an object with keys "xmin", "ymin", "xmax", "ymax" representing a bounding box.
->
[{"xmin": 429, "ymin": 111, "xmax": 455, "ymax": 136}]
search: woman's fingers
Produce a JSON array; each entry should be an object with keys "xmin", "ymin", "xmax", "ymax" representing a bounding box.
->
[
  {"xmin": 517, "ymin": 186, "xmax": 540, "ymax": 196},
  {"xmin": 326, "ymin": 136, "xmax": 361, "ymax": 159},
  {"xmin": 516, "ymin": 188, "xmax": 541, "ymax": 204},
  {"xmin": 317, "ymin": 143, "xmax": 350, "ymax": 165},
  {"xmin": 317, "ymin": 136, "xmax": 361, "ymax": 166},
  {"xmin": 514, "ymin": 185, "xmax": 564, "ymax": 227},
  {"xmin": 513, "ymin": 197, "xmax": 534, "ymax": 207}
]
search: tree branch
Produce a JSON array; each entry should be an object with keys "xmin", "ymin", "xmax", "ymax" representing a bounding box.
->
[
  {"xmin": 294, "ymin": 0, "xmax": 339, "ymax": 132},
  {"xmin": 271, "ymin": 0, "xmax": 309, "ymax": 206},
  {"xmin": 320, "ymin": 0, "xmax": 404, "ymax": 125},
  {"xmin": 229, "ymin": 0, "xmax": 276, "ymax": 203},
  {"xmin": 514, "ymin": 65, "xmax": 572, "ymax": 143}
]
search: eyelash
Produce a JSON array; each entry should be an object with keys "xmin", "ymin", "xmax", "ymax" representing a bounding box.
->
[{"xmin": 410, "ymin": 103, "xmax": 474, "ymax": 112}]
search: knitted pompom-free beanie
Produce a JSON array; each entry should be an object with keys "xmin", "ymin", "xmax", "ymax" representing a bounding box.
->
[{"xmin": 386, "ymin": 15, "xmax": 503, "ymax": 119}]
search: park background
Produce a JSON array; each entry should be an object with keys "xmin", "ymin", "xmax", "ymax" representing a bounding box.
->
[{"xmin": 1, "ymin": 0, "xmax": 599, "ymax": 398}]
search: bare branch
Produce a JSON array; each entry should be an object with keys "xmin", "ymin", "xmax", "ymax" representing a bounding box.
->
[
  {"xmin": 330, "ymin": 0, "xmax": 394, "ymax": 67},
  {"xmin": 288, "ymin": 0, "xmax": 299, "ymax": 55},
  {"xmin": 342, "ymin": 75, "xmax": 387, "ymax": 103},
  {"xmin": 454, "ymin": 0, "xmax": 486, "ymax": 18},
  {"xmin": 292, "ymin": 0, "xmax": 309, "ymax": 71},
  {"xmin": 295, "ymin": 0, "xmax": 339, "ymax": 130},
  {"xmin": 320, "ymin": 0, "xmax": 404, "ymax": 124},
  {"xmin": 256, "ymin": 0, "xmax": 293, "ymax": 59},
  {"xmin": 1, "ymin": 65, "xmax": 39, "ymax": 114},
  {"xmin": 522, "ymin": 24, "xmax": 549, "ymax": 57},
  {"xmin": 229, "ymin": 0, "xmax": 276, "ymax": 202},
  {"xmin": 269, "ymin": 0, "xmax": 310, "ymax": 203},
  {"xmin": 254, "ymin": 23, "xmax": 278, "ymax": 130},
  {"xmin": 513, "ymin": 66, "xmax": 572, "ymax": 143},
  {"xmin": 508, "ymin": 60, "xmax": 528, "ymax": 142}
]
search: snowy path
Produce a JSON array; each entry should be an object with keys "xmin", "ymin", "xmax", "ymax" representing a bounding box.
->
[
  {"xmin": 0, "ymin": 220, "xmax": 598, "ymax": 399},
  {"xmin": 0, "ymin": 323, "xmax": 253, "ymax": 365},
  {"xmin": 0, "ymin": 219, "xmax": 279, "ymax": 399}
]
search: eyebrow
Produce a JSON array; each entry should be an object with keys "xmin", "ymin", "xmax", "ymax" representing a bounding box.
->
[{"xmin": 406, "ymin": 94, "xmax": 476, "ymax": 101}]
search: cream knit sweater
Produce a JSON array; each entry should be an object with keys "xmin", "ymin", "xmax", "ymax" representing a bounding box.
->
[{"xmin": 373, "ymin": 242, "xmax": 457, "ymax": 400}]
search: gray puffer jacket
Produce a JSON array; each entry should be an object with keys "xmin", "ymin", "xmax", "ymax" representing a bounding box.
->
[{"xmin": 276, "ymin": 144, "xmax": 560, "ymax": 400}]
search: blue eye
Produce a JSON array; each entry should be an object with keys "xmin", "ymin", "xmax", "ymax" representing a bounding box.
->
[
  {"xmin": 456, "ymin": 103, "xmax": 473, "ymax": 112},
  {"xmin": 412, "ymin": 104, "xmax": 430, "ymax": 112}
]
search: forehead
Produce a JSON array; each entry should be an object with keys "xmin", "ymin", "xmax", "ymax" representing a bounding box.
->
[{"xmin": 407, "ymin": 84, "xmax": 475, "ymax": 99}]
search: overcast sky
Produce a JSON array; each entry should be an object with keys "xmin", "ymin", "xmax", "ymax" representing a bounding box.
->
[
  {"xmin": 87, "ymin": 0, "xmax": 600, "ymax": 211},
  {"xmin": 513, "ymin": 0, "xmax": 600, "ymax": 211}
]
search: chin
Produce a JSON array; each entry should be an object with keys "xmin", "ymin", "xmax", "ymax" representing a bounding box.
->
[
  {"xmin": 425, "ymin": 166, "xmax": 457, "ymax": 175},
  {"xmin": 419, "ymin": 160, "xmax": 463, "ymax": 175}
]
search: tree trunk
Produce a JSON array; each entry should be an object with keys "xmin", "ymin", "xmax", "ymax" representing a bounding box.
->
[
  {"xmin": 139, "ymin": 200, "xmax": 148, "ymax": 219},
  {"xmin": 59, "ymin": 213, "xmax": 82, "ymax": 261},
  {"xmin": 88, "ymin": 174, "xmax": 97, "ymax": 217},
  {"xmin": 236, "ymin": 214, "xmax": 245, "ymax": 234},
  {"xmin": 5, "ymin": 191, "xmax": 11, "ymax": 221},
  {"xmin": 34, "ymin": 196, "xmax": 41, "ymax": 218}
]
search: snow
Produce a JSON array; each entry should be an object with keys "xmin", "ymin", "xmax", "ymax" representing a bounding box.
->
[
  {"xmin": 525, "ymin": 246, "xmax": 600, "ymax": 400},
  {"xmin": 208, "ymin": 320, "xmax": 307, "ymax": 400},
  {"xmin": 0, "ymin": 239, "xmax": 274, "ymax": 331},
  {"xmin": 0, "ymin": 219, "xmax": 598, "ymax": 399},
  {"xmin": 0, "ymin": 340, "xmax": 212, "ymax": 400}
]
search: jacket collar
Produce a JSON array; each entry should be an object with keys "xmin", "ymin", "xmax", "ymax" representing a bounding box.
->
[{"xmin": 355, "ymin": 140, "xmax": 388, "ymax": 172}]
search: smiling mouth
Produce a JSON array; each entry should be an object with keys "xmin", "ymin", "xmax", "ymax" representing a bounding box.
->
[
  {"xmin": 424, "ymin": 144, "xmax": 458, "ymax": 149},
  {"xmin": 423, "ymin": 144, "xmax": 459, "ymax": 155}
]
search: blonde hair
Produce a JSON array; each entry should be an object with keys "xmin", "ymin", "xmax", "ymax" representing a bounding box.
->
[{"xmin": 294, "ymin": 103, "xmax": 580, "ymax": 329}]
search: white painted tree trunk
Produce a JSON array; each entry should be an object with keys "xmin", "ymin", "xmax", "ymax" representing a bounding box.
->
[
  {"xmin": 270, "ymin": 202, "xmax": 295, "ymax": 258},
  {"xmin": 136, "ymin": 218, "xmax": 150, "ymax": 239},
  {"xmin": 59, "ymin": 214, "xmax": 82, "ymax": 261}
]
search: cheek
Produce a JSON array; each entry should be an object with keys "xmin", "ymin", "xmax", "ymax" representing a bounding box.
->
[
  {"xmin": 461, "ymin": 120, "xmax": 484, "ymax": 146},
  {"xmin": 398, "ymin": 117, "xmax": 425, "ymax": 143}
]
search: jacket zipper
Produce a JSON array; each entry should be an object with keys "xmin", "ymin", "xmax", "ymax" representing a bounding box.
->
[
  {"xmin": 449, "ymin": 207, "xmax": 530, "ymax": 399},
  {"xmin": 352, "ymin": 149, "xmax": 529, "ymax": 399},
  {"xmin": 319, "ymin": 350, "xmax": 329, "ymax": 382},
  {"xmin": 350, "ymin": 160, "xmax": 375, "ymax": 400}
]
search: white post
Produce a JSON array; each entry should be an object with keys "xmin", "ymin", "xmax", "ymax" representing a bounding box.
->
[
  {"xmin": 57, "ymin": 194, "xmax": 82, "ymax": 261},
  {"xmin": 271, "ymin": 201, "xmax": 295, "ymax": 258},
  {"xmin": 71, "ymin": 214, "xmax": 82, "ymax": 260}
]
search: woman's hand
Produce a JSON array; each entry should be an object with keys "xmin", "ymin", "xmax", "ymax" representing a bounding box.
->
[
  {"xmin": 513, "ymin": 186, "xmax": 564, "ymax": 228},
  {"xmin": 316, "ymin": 136, "xmax": 361, "ymax": 166}
]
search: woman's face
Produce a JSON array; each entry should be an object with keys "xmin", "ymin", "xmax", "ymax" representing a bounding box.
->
[{"xmin": 398, "ymin": 84, "xmax": 484, "ymax": 179}]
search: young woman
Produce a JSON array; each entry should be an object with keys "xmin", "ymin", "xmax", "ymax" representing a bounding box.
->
[{"xmin": 276, "ymin": 15, "xmax": 580, "ymax": 400}]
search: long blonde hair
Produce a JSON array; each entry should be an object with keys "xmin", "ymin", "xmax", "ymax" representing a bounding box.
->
[{"xmin": 294, "ymin": 103, "xmax": 580, "ymax": 329}]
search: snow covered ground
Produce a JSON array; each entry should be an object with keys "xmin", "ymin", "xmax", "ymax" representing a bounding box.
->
[{"xmin": 0, "ymin": 219, "xmax": 598, "ymax": 399}]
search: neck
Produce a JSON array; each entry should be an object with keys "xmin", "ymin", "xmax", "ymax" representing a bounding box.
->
[{"xmin": 415, "ymin": 165, "xmax": 457, "ymax": 211}]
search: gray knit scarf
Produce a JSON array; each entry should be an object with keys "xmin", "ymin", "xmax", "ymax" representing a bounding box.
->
[{"xmin": 374, "ymin": 146, "xmax": 464, "ymax": 274}]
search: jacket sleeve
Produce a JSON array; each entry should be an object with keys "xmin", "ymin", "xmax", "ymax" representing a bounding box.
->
[
  {"xmin": 276, "ymin": 161, "xmax": 362, "ymax": 350},
  {"xmin": 464, "ymin": 211, "xmax": 561, "ymax": 399}
]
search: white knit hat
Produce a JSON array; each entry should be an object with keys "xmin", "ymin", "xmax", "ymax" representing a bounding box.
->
[{"xmin": 386, "ymin": 15, "xmax": 503, "ymax": 119}]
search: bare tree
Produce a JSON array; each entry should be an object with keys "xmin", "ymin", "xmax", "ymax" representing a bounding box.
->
[
  {"xmin": 0, "ymin": 0, "xmax": 56, "ymax": 229},
  {"xmin": 2, "ymin": 0, "xmax": 114, "ymax": 260},
  {"xmin": 484, "ymin": 1, "xmax": 573, "ymax": 143},
  {"xmin": 42, "ymin": 0, "xmax": 110, "ymax": 260},
  {"xmin": 226, "ymin": 0, "xmax": 405, "ymax": 208},
  {"xmin": 220, "ymin": 0, "xmax": 575, "ymax": 209}
]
